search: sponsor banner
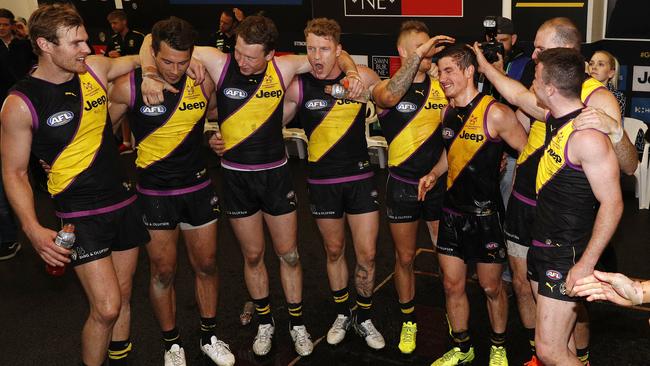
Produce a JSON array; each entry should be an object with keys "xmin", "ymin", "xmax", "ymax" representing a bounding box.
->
[
  {"xmin": 344, "ymin": 0, "xmax": 463, "ymax": 17},
  {"xmin": 630, "ymin": 97, "xmax": 650, "ymax": 124},
  {"xmin": 371, "ymin": 55, "xmax": 400, "ymax": 78},
  {"xmin": 632, "ymin": 65, "xmax": 650, "ymax": 92}
]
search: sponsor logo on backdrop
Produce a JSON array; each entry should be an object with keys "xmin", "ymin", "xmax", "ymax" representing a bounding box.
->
[
  {"xmin": 632, "ymin": 66, "xmax": 650, "ymax": 92},
  {"xmin": 630, "ymin": 97, "xmax": 650, "ymax": 124},
  {"xmin": 619, "ymin": 65, "xmax": 627, "ymax": 90},
  {"xmin": 371, "ymin": 55, "xmax": 401, "ymax": 79},
  {"xmin": 344, "ymin": 0, "xmax": 463, "ymax": 17}
]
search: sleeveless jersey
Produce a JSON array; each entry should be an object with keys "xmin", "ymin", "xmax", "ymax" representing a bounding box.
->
[
  {"xmin": 379, "ymin": 76, "xmax": 447, "ymax": 181},
  {"xmin": 511, "ymin": 77, "xmax": 606, "ymax": 204},
  {"xmin": 441, "ymin": 94, "xmax": 503, "ymax": 215},
  {"xmin": 297, "ymin": 72, "xmax": 370, "ymax": 180},
  {"xmin": 128, "ymin": 70, "xmax": 210, "ymax": 191},
  {"xmin": 533, "ymin": 109, "xmax": 597, "ymax": 247},
  {"xmin": 217, "ymin": 55, "xmax": 286, "ymax": 169},
  {"xmin": 10, "ymin": 66, "xmax": 132, "ymax": 217}
]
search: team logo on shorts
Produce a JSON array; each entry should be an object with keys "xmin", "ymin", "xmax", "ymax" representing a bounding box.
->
[
  {"xmin": 559, "ymin": 282, "xmax": 567, "ymax": 295},
  {"xmin": 370, "ymin": 190, "xmax": 378, "ymax": 198},
  {"xmin": 70, "ymin": 248, "xmax": 78, "ymax": 261},
  {"xmin": 545, "ymin": 270, "xmax": 563, "ymax": 280},
  {"xmin": 442, "ymin": 127, "xmax": 455, "ymax": 139},
  {"xmin": 499, "ymin": 248, "xmax": 506, "ymax": 259},
  {"xmin": 47, "ymin": 111, "xmax": 75, "ymax": 127},
  {"xmin": 485, "ymin": 242, "xmax": 499, "ymax": 250},
  {"xmin": 140, "ymin": 105, "xmax": 167, "ymax": 116}
]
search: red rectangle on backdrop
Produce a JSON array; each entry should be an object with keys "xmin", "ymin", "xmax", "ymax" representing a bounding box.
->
[{"xmin": 402, "ymin": 0, "xmax": 463, "ymax": 17}]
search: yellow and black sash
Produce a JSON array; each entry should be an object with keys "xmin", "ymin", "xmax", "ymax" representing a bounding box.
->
[
  {"xmin": 136, "ymin": 78, "xmax": 207, "ymax": 168},
  {"xmin": 221, "ymin": 60, "xmax": 284, "ymax": 151},
  {"xmin": 389, "ymin": 79, "xmax": 446, "ymax": 167},
  {"xmin": 48, "ymin": 71, "xmax": 107, "ymax": 195},
  {"xmin": 308, "ymin": 100, "xmax": 363, "ymax": 162},
  {"xmin": 536, "ymin": 120, "xmax": 575, "ymax": 194},
  {"xmin": 446, "ymin": 95, "xmax": 496, "ymax": 189}
]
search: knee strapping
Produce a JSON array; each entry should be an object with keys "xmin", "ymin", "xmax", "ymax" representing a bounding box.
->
[{"xmin": 278, "ymin": 248, "xmax": 300, "ymax": 266}]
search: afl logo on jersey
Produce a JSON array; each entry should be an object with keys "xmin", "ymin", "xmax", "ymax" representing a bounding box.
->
[
  {"xmin": 223, "ymin": 88, "xmax": 248, "ymax": 99},
  {"xmin": 47, "ymin": 111, "xmax": 74, "ymax": 127},
  {"xmin": 140, "ymin": 105, "xmax": 167, "ymax": 116},
  {"xmin": 396, "ymin": 101, "xmax": 417, "ymax": 113},
  {"xmin": 305, "ymin": 99, "xmax": 328, "ymax": 110},
  {"xmin": 442, "ymin": 127, "xmax": 455, "ymax": 139}
]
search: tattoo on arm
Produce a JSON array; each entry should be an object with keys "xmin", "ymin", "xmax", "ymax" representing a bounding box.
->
[
  {"xmin": 386, "ymin": 53, "xmax": 422, "ymax": 99},
  {"xmin": 354, "ymin": 263, "xmax": 375, "ymax": 297}
]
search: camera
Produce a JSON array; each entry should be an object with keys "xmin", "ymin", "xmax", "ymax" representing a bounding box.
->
[{"xmin": 479, "ymin": 16, "xmax": 504, "ymax": 63}]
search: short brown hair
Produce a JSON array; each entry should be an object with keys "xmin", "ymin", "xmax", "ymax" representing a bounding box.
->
[
  {"xmin": 540, "ymin": 17, "xmax": 582, "ymax": 52},
  {"xmin": 537, "ymin": 48, "xmax": 584, "ymax": 99},
  {"xmin": 236, "ymin": 15, "xmax": 278, "ymax": 54},
  {"xmin": 437, "ymin": 43, "xmax": 477, "ymax": 72},
  {"xmin": 397, "ymin": 20, "xmax": 429, "ymax": 45},
  {"xmin": 28, "ymin": 3, "xmax": 84, "ymax": 56},
  {"xmin": 107, "ymin": 10, "xmax": 127, "ymax": 22},
  {"xmin": 304, "ymin": 18, "xmax": 341, "ymax": 44},
  {"xmin": 152, "ymin": 17, "xmax": 196, "ymax": 54}
]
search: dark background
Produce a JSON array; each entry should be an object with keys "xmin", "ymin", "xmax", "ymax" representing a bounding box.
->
[{"xmin": 37, "ymin": 0, "xmax": 650, "ymax": 123}]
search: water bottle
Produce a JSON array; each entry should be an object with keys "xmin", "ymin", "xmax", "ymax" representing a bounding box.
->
[
  {"xmin": 45, "ymin": 224, "xmax": 75, "ymax": 277},
  {"xmin": 324, "ymin": 79, "xmax": 370, "ymax": 103}
]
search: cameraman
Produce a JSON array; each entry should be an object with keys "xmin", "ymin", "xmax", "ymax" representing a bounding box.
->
[{"xmin": 480, "ymin": 17, "xmax": 535, "ymax": 206}]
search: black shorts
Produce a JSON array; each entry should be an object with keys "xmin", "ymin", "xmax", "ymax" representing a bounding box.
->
[
  {"xmin": 437, "ymin": 209, "xmax": 507, "ymax": 263},
  {"xmin": 222, "ymin": 164, "xmax": 297, "ymax": 218},
  {"xmin": 504, "ymin": 192, "xmax": 536, "ymax": 247},
  {"xmin": 307, "ymin": 175, "xmax": 378, "ymax": 219},
  {"xmin": 385, "ymin": 173, "xmax": 444, "ymax": 223},
  {"xmin": 527, "ymin": 242, "xmax": 586, "ymax": 302},
  {"xmin": 64, "ymin": 198, "xmax": 150, "ymax": 267},
  {"xmin": 138, "ymin": 182, "xmax": 220, "ymax": 230}
]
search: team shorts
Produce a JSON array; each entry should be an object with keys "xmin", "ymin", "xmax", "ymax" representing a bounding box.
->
[
  {"xmin": 138, "ymin": 182, "xmax": 220, "ymax": 230},
  {"xmin": 527, "ymin": 241, "xmax": 586, "ymax": 302},
  {"xmin": 308, "ymin": 175, "xmax": 378, "ymax": 219},
  {"xmin": 385, "ymin": 173, "xmax": 444, "ymax": 223},
  {"xmin": 437, "ymin": 209, "xmax": 507, "ymax": 263},
  {"xmin": 504, "ymin": 192, "xmax": 536, "ymax": 258},
  {"xmin": 64, "ymin": 198, "xmax": 150, "ymax": 267},
  {"xmin": 222, "ymin": 164, "xmax": 297, "ymax": 218}
]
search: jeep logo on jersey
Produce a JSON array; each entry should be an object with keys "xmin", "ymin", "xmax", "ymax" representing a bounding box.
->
[
  {"xmin": 396, "ymin": 101, "xmax": 417, "ymax": 113},
  {"xmin": 546, "ymin": 270, "xmax": 562, "ymax": 280},
  {"xmin": 459, "ymin": 130, "xmax": 484, "ymax": 142},
  {"xmin": 305, "ymin": 99, "xmax": 328, "ymax": 110},
  {"xmin": 140, "ymin": 105, "xmax": 167, "ymax": 116},
  {"xmin": 46, "ymin": 111, "xmax": 74, "ymax": 127},
  {"xmin": 223, "ymin": 88, "xmax": 248, "ymax": 99},
  {"xmin": 84, "ymin": 95, "xmax": 107, "ymax": 111}
]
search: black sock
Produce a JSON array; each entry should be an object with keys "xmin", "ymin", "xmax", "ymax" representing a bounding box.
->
[
  {"xmin": 355, "ymin": 295, "xmax": 373, "ymax": 323},
  {"xmin": 162, "ymin": 327, "xmax": 181, "ymax": 351},
  {"xmin": 200, "ymin": 317, "xmax": 217, "ymax": 346},
  {"xmin": 288, "ymin": 302, "xmax": 304, "ymax": 327},
  {"xmin": 108, "ymin": 339, "xmax": 132, "ymax": 365},
  {"xmin": 399, "ymin": 299, "xmax": 416, "ymax": 323},
  {"xmin": 253, "ymin": 296, "xmax": 273, "ymax": 325},
  {"xmin": 490, "ymin": 330, "xmax": 506, "ymax": 347},
  {"xmin": 526, "ymin": 327, "xmax": 536, "ymax": 356},
  {"xmin": 451, "ymin": 330, "xmax": 472, "ymax": 353},
  {"xmin": 332, "ymin": 287, "xmax": 351, "ymax": 316},
  {"xmin": 577, "ymin": 347, "xmax": 590, "ymax": 365}
]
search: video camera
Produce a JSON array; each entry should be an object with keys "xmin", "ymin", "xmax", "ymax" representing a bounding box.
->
[{"xmin": 479, "ymin": 16, "xmax": 504, "ymax": 63}]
